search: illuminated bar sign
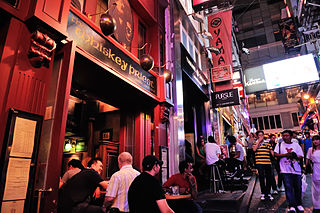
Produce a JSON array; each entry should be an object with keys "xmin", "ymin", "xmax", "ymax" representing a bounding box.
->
[
  {"xmin": 212, "ymin": 88, "xmax": 240, "ymax": 108},
  {"xmin": 67, "ymin": 11, "xmax": 157, "ymax": 95}
]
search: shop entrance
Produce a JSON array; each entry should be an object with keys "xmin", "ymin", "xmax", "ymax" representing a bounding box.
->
[{"xmin": 60, "ymin": 52, "xmax": 156, "ymax": 179}]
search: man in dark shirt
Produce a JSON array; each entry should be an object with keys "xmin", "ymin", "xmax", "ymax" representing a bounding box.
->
[
  {"xmin": 128, "ymin": 155, "xmax": 174, "ymax": 213},
  {"xmin": 58, "ymin": 158, "xmax": 108, "ymax": 213}
]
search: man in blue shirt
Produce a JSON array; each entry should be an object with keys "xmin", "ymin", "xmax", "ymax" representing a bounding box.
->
[{"xmin": 302, "ymin": 132, "xmax": 312, "ymax": 157}]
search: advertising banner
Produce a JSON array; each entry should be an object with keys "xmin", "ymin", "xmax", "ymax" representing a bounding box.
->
[
  {"xmin": 243, "ymin": 66, "xmax": 267, "ymax": 94},
  {"xmin": 212, "ymin": 88, "xmax": 240, "ymax": 108},
  {"xmin": 208, "ymin": 10, "xmax": 233, "ymax": 72}
]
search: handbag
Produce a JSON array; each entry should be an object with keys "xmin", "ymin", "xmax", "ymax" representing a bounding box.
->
[{"xmin": 301, "ymin": 174, "xmax": 308, "ymax": 197}]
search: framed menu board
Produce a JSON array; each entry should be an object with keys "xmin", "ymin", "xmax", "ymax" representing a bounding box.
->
[
  {"xmin": 0, "ymin": 109, "xmax": 43, "ymax": 212},
  {"xmin": 159, "ymin": 146, "xmax": 169, "ymax": 185}
]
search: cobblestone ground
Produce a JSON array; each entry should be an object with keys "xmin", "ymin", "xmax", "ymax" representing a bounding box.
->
[{"xmin": 249, "ymin": 174, "xmax": 313, "ymax": 213}]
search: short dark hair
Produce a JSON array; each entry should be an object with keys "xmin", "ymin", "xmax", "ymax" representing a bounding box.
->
[
  {"xmin": 142, "ymin": 155, "xmax": 163, "ymax": 171},
  {"xmin": 282, "ymin": 130, "xmax": 293, "ymax": 136},
  {"xmin": 305, "ymin": 132, "xmax": 310, "ymax": 136},
  {"xmin": 256, "ymin": 130, "xmax": 264, "ymax": 136},
  {"xmin": 178, "ymin": 160, "xmax": 192, "ymax": 174},
  {"xmin": 228, "ymin": 135, "xmax": 236, "ymax": 144},
  {"xmin": 87, "ymin": 157, "xmax": 102, "ymax": 168},
  {"xmin": 269, "ymin": 134, "xmax": 275, "ymax": 138},
  {"xmin": 312, "ymin": 135, "xmax": 320, "ymax": 141},
  {"xmin": 179, "ymin": 161, "xmax": 187, "ymax": 174},
  {"xmin": 208, "ymin": 136, "xmax": 215, "ymax": 143},
  {"xmin": 68, "ymin": 159, "xmax": 84, "ymax": 170}
]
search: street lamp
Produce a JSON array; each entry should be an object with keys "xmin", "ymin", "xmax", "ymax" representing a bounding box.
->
[{"xmin": 303, "ymin": 93, "xmax": 310, "ymax": 100}]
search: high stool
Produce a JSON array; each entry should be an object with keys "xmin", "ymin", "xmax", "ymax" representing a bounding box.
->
[{"xmin": 210, "ymin": 163, "xmax": 224, "ymax": 193}]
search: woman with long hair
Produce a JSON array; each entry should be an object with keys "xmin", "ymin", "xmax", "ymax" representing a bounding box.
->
[
  {"xmin": 196, "ymin": 136, "xmax": 206, "ymax": 175},
  {"xmin": 306, "ymin": 135, "xmax": 320, "ymax": 211}
]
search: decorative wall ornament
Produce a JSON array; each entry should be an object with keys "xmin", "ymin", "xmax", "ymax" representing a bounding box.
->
[{"xmin": 28, "ymin": 31, "xmax": 56, "ymax": 68}]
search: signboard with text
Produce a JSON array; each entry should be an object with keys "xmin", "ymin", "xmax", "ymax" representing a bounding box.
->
[
  {"xmin": 67, "ymin": 11, "xmax": 157, "ymax": 95},
  {"xmin": 212, "ymin": 88, "xmax": 240, "ymax": 108},
  {"xmin": 211, "ymin": 65, "xmax": 232, "ymax": 82}
]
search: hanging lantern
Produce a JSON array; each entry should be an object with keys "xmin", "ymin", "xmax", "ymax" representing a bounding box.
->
[
  {"xmin": 140, "ymin": 54, "xmax": 154, "ymax": 71},
  {"xmin": 100, "ymin": 13, "xmax": 116, "ymax": 36}
]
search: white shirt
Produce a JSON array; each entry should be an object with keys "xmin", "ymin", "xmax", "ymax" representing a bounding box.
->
[
  {"xmin": 106, "ymin": 165, "xmax": 140, "ymax": 212},
  {"xmin": 236, "ymin": 143, "xmax": 245, "ymax": 161},
  {"xmin": 205, "ymin": 143, "xmax": 221, "ymax": 165},
  {"xmin": 274, "ymin": 142, "xmax": 303, "ymax": 175},
  {"xmin": 307, "ymin": 148, "xmax": 320, "ymax": 181}
]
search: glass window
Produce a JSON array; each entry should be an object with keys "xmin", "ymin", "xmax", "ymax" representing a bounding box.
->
[
  {"xmin": 275, "ymin": 115, "xmax": 282, "ymax": 128},
  {"xmin": 264, "ymin": 116, "xmax": 270, "ymax": 129},
  {"xmin": 292, "ymin": 112, "xmax": 299, "ymax": 127},
  {"xmin": 286, "ymin": 87, "xmax": 300, "ymax": 104},
  {"xmin": 182, "ymin": 28, "xmax": 187, "ymax": 48},
  {"xmin": 269, "ymin": 115, "xmax": 276, "ymax": 129},
  {"xmin": 188, "ymin": 40, "xmax": 194, "ymax": 59},
  {"xmin": 258, "ymin": 117, "xmax": 264, "ymax": 130},
  {"xmin": 138, "ymin": 22, "xmax": 146, "ymax": 59},
  {"xmin": 252, "ymin": 117, "xmax": 258, "ymax": 130}
]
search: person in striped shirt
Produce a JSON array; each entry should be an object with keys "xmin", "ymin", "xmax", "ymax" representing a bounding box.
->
[
  {"xmin": 105, "ymin": 152, "xmax": 140, "ymax": 213},
  {"xmin": 253, "ymin": 130, "xmax": 274, "ymax": 201}
]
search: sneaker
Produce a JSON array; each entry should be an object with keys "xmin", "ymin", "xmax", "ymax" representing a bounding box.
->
[
  {"xmin": 272, "ymin": 190, "xmax": 278, "ymax": 195},
  {"xmin": 297, "ymin": 205, "xmax": 304, "ymax": 212},
  {"xmin": 278, "ymin": 186, "xmax": 285, "ymax": 192},
  {"xmin": 288, "ymin": 207, "xmax": 296, "ymax": 213},
  {"xmin": 260, "ymin": 194, "xmax": 265, "ymax": 201},
  {"xmin": 268, "ymin": 194, "xmax": 274, "ymax": 201}
]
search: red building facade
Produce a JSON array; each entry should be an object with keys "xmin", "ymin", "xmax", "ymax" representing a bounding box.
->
[{"xmin": 0, "ymin": 0, "xmax": 172, "ymax": 212}]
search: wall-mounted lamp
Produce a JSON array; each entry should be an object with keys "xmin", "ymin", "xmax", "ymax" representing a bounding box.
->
[
  {"xmin": 207, "ymin": 46, "xmax": 220, "ymax": 55},
  {"xmin": 138, "ymin": 43, "xmax": 154, "ymax": 71},
  {"xmin": 187, "ymin": 13, "xmax": 204, "ymax": 23},
  {"xmin": 197, "ymin": 31, "xmax": 213, "ymax": 40},
  {"xmin": 88, "ymin": 3, "xmax": 117, "ymax": 37},
  {"xmin": 163, "ymin": 69, "xmax": 173, "ymax": 83}
]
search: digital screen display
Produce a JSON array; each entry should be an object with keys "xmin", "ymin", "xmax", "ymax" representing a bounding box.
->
[{"xmin": 263, "ymin": 54, "xmax": 319, "ymax": 90}]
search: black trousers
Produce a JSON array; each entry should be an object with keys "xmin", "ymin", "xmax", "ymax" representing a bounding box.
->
[{"xmin": 256, "ymin": 164, "xmax": 273, "ymax": 195}]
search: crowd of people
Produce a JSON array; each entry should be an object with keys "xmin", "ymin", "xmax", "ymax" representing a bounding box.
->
[
  {"xmin": 57, "ymin": 129, "xmax": 320, "ymax": 213},
  {"xmin": 58, "ymin": 153, "xmax": 201, "ymax": 213},
  {"xmin": 194, "ymin": 129, "xmax": 319, "ymax": 213}
]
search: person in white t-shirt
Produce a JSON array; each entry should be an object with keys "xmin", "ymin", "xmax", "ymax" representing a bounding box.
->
[
  {"xmin": 306, "ymin": 135, "xmax": 320, "ymax": 211},
  {"xmin": 227, "ymin": 136, "xmax": 244, "ymax": 174},
  {"xmin": 205, "ymin": 136, "xmax": 221, "ymax": 165},
  {"xmin": 274, "ymin": 130, "xmax": 304, "ymax": 213}
]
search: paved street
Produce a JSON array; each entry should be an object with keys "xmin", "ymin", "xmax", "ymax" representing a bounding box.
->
[{"xmin": 249, "ymin": 174, "xmax": 313, "ymax": 213}]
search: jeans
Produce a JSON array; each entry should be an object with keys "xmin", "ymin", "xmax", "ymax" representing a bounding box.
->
[
  {"xmin": 256, "ymin": 164, "xmax": 272, "ymax": 195},
  {"xmin": 282, "ymin": 173, "xmax": 302, "ymax": 207}
]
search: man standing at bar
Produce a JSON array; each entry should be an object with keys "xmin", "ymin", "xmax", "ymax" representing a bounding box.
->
[
  {"xmin": 128, "ymin": 155, "xmax": 174, "ymax": 213},
  {"xmin": 58, "ymin": 158, "xmax": 109, "ymax": 213},
  {"xmin": 104, "ymin": 152, "xmax": 140, "ymax": 213}
]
